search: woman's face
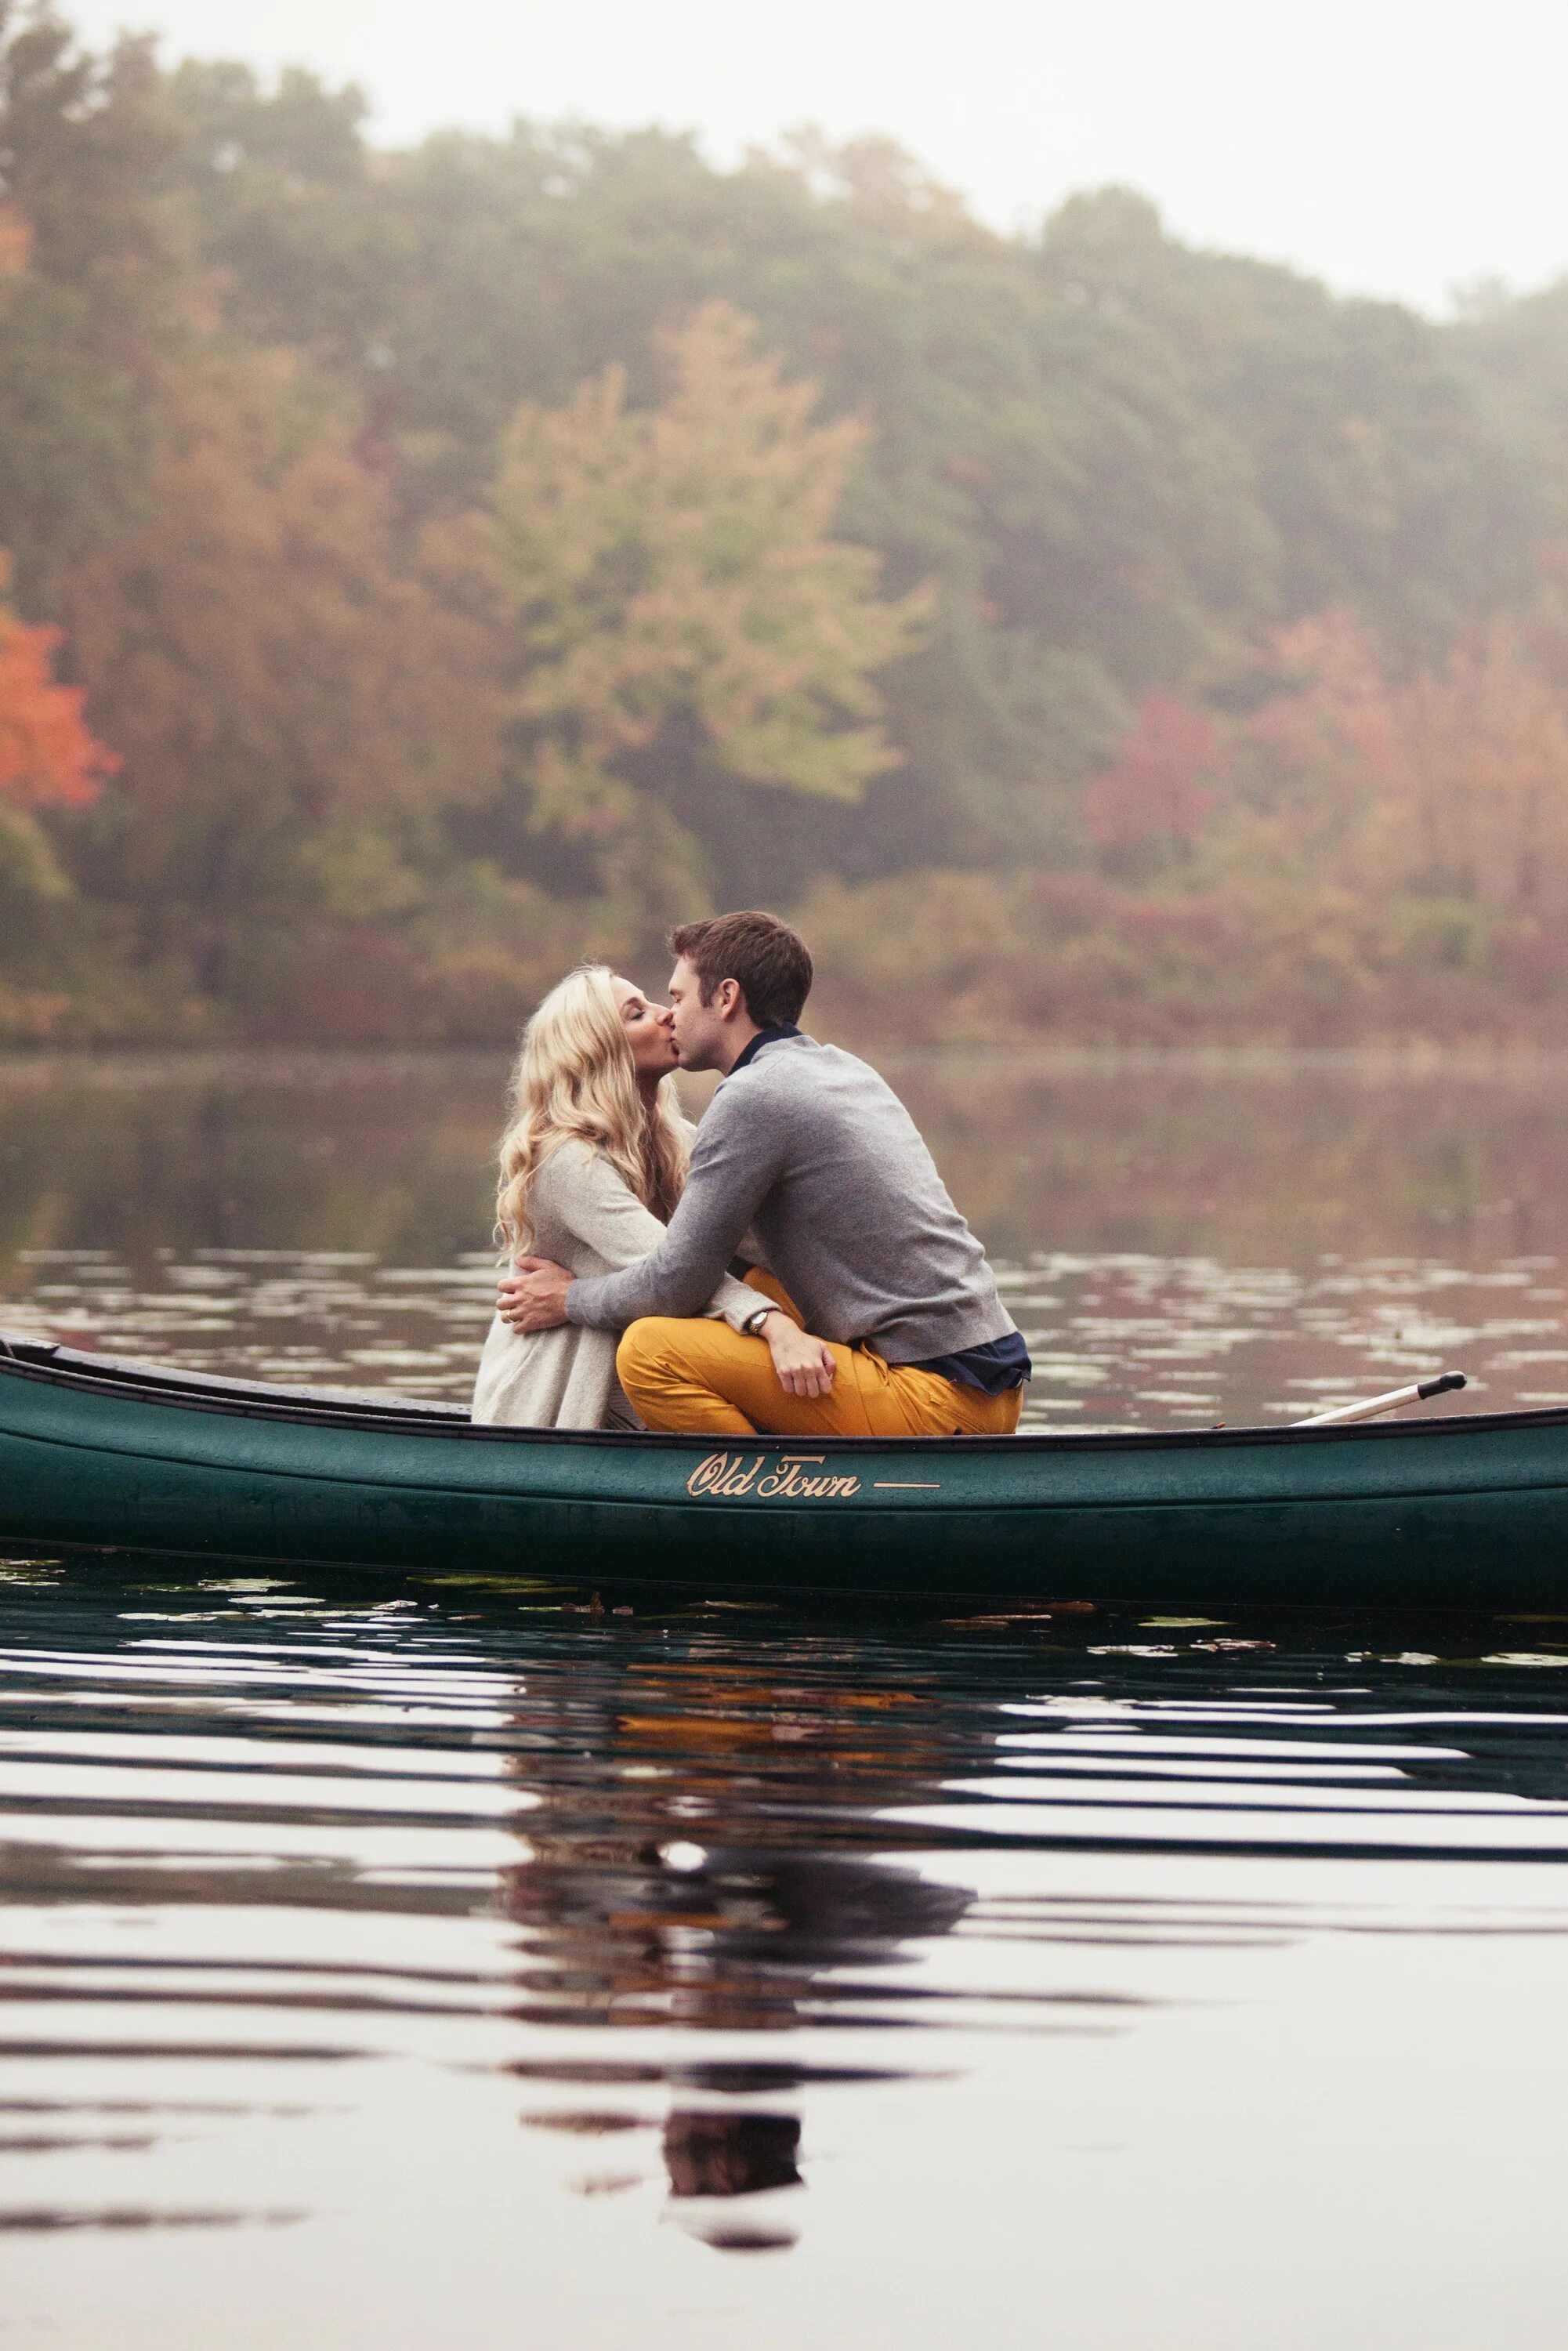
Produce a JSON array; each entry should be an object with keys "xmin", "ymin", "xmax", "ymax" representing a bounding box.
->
[{"xmin": 610, "ymin": 976, "xmax": 680, "ymax": 1080}]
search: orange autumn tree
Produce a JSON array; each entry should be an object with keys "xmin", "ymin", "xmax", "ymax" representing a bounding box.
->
[
  {"xmin": 1378, "ymin": 618, "xmax": 1568, "ymax": 921},
  {"xmin": 0, "ymin": 549, "xmax": 116, "ymax": 907},
  {"xmin": 1076, "ymin": 606, "xmax": 1568, "ymax": 1031},
  {"xmin": 0, "ymin": 553, "xmax": 115, "ymax": 811},
  {"xmin": 60, "ymin": 360, "xmax": 500, "ymax": 1016},
  {"xmin": 1229, "ymin": 610, "xmax": 1568, "ymax": 995}
]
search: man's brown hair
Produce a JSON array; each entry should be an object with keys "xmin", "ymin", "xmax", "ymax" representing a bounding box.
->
[{"xmin": 668, "ymin": 911, "xmax": 813, "ymax": 1027}]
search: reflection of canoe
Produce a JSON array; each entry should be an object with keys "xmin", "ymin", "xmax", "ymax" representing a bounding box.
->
[{"xmin": 3, "ymin": 1330, "xmax": 1568, "ymax": 1604}]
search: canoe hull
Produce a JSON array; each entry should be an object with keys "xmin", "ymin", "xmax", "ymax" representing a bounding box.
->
[{"xmin": 5, "ymin": 1340, "xmax": 1568, "ymax": 1603}]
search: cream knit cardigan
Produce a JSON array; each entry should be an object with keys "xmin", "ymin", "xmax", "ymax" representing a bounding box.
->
[{"xmin": 471, "ymin": 1131, "xmax": 759, "ymax": 1430}]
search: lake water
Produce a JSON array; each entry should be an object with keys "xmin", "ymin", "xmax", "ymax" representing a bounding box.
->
[{"xmin": 3, "ymin": 1049, "xmax": 1568, "ymax": 2346}]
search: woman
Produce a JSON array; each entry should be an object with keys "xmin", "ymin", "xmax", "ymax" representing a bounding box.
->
[{"xmin": 473, "ymin": 965, "xmax": 812, "ymax": 1429}]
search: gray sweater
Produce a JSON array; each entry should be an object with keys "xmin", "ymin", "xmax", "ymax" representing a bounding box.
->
[{"xmin": 565, "ymin": 1034, "xmax": 1016, "ymax": 1365}]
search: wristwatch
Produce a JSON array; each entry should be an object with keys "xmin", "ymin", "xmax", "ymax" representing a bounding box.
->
[{"xmin": 741, "ymin": 1303, "xmax": 776, "ymax": 1337}]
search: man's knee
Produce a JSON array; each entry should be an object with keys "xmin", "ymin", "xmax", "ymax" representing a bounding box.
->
[{"xmin": 616, "ymin": 1317, "xmax": 682, "ymax": 1396}]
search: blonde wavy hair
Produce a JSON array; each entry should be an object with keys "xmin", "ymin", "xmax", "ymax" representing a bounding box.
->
[{"xmin": 495, "ymin": 965, "xmax": 690, "ymax": 1259}]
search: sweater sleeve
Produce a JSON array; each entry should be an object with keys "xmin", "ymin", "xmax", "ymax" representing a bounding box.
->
[
  {"xmin": 565, "ymin": 1088, "xmax": 780, "ymax": 1331},
  {"xmin": 537, "ymin": 1145, "xmax": 760, "ymax": 1332},
  {"xmin": 685, "ymin": 1110, "xmax": 770, "ymax": 1272}
]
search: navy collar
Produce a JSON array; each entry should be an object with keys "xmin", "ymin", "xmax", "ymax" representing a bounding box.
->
[{"xmin": 727, "ymin": 1023, "xmax": 802, "ymax": 1076}]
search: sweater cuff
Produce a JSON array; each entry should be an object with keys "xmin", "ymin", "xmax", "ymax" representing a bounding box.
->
[{"xmin": 718, "ymin": 1291, "xmax": 766, "ymax": 1334}]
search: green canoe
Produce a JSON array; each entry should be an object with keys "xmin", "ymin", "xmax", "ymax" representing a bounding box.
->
[{"xmin": 2, "ymin": 1329, "xmax": 1567, "ymax": 1604}]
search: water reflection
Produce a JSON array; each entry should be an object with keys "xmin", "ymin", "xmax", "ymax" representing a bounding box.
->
[
  {"xmin": 7, "ymin": 1567, "xmax": 1568, "ymax": 2312},
  {"xmin": 490, "ymin": 1644, "xmax": 984, "ymax": 2248}
]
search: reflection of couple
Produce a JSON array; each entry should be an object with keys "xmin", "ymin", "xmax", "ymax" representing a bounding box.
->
[
  {"xmin": 496, "ymin": 1639, "xmax": 977, "ymax": 2248},
  {"xmin": 473, "ymin": 909, "xmax": 1029, "ymax": 1436}
]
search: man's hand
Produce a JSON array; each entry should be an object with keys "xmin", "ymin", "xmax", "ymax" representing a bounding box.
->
[
  {"xmin": 757, "ymin": 1310, "xmax": 837, "ymax": 1400},
  {"xmin": 497, "ymin": 1257, "xmax": 573, "ymax": 1335}
]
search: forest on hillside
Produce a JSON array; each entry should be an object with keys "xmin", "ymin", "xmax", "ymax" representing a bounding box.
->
[{"xmin": 5, "ymin": 0, "xmax": 1568, "ymax": 1045}]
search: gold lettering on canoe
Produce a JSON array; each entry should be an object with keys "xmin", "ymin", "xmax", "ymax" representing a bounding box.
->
[
  {"xmin": 686, "ymin": 1451, "xmax": 766, "ymax": 1497},
  {"xmin": 686, "ymin": 1451, "xmax": 862, "ymax": 1501}
]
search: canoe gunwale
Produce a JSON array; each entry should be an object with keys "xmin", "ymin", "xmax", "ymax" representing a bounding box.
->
[{"xmin": 2, "ymin": 1328, "xmax": 1565, "ymax": 1460}]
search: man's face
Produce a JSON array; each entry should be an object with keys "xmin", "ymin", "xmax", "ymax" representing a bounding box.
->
[{"xmin": 668, "ymin": 956, "xmax": 731, "ymax": 1070}]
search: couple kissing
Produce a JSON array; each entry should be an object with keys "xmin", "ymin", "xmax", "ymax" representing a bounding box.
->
[{"xmin": 473, "ymin": 911, "xmax": 1030, "ymax": 1438}]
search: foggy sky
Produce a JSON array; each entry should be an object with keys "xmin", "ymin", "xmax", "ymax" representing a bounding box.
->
[{"xmin": 63, "ymin": 0, "xmax": 1568, "ymax": 315}]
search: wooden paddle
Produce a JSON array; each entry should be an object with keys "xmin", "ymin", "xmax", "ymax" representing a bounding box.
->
[{"xmin": 1293, "ymin": 1371, "xmax": 1467, "ymax": 1427}]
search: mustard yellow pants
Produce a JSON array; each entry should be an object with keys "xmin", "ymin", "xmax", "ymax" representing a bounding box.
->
[{"xmin": 615, "ymin": 1273, "xmax": 1023, "ymax": 1440}]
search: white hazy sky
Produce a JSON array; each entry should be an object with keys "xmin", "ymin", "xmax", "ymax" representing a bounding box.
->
[{"xmin": 63, "ymin": 0, "xmax": 1568, "ymax": 315}]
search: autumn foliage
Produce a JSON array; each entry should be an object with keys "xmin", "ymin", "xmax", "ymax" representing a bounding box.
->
[
  {"xmin": 0, "ymin": 556, "xmax": 114, "ymax": 810},
  {"xmin": 1082, "ymin": 693, "xmax": 1226, "ymax": 865},
  {"xmin": 809, "ymin": 603, "xmax": 1568, "ymax": 1041},
  {"xmin": 7, "ymin": 6, "xmax": 1568, "ymax": 1043}
]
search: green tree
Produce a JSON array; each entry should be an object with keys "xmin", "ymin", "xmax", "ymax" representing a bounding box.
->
[
  {"xmin": 487, "ymin": 301, "xmax": 927, "ymax": 942},
  {"xmin": 0, "ymin": 3, "xmax": 192, "ymax": 603}
]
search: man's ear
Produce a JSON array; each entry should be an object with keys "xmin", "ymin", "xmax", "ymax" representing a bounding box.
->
[{"xmin": 715, "ymin": 976, "xmax": 744, "ymax": 1020}]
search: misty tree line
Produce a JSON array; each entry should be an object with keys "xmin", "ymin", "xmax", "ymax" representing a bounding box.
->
[{"xmin": 3, "ymin": 0, "xmax": 1568, "ymax": 1042}]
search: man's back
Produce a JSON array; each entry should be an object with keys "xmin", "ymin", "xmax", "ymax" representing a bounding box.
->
[
  {"xmin": 565, "ymin": 1033, "xmax": 1017, "ymax": 1365},
  {"xmin": 733, "ymin": 1038, "xmax": 1013, "ymax": 1360}
]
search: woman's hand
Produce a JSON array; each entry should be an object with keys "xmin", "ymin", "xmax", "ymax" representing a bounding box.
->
[{"xmin": 757, "ymin": 1310, "xmax": 837, "ymax": 1400}]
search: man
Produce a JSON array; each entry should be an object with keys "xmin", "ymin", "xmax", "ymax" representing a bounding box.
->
[{"xmin": 497, "ymin": 910, "xmax": 1030, "ymax": 1437}]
